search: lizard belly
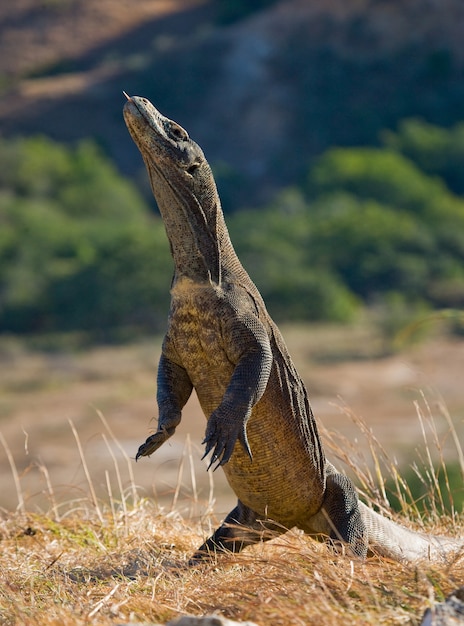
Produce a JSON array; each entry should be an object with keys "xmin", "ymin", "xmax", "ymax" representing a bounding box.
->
[
  {"xmin": 192, "ymin": 368, "xmax": 325, "ymax": 527},
  {"xmin": 220, "ymin": 386, "xmax": 325, "ymax": 527},
  {"xmin": 169, "ymin": 284, "xmax": 325, "ymax": 527}
]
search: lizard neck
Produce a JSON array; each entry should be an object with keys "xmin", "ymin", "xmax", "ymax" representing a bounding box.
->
[
  {"xmin": 143, "ymin": 153, "xmax": 245, "ymax": 288},
  {"xmin": 123, "ymin": 95, "xmax": 250, "ymax": 288}
]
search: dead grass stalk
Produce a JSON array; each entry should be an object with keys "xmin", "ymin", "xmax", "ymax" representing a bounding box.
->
[{"xmin": 0, "ymin": 404, "xmax": 462, "ymax": 625}]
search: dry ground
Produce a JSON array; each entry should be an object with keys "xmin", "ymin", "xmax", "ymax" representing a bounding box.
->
[
  {"xmin": 0, "ymin": 324, "xmax": 463, "ymax": 625},
  {"xmin": 1, "ymin": 498, "xmax": 463, "ymax": 626},
  {"xmin": 0, "ymin": 323, "xmax": 463, "ymax": 517}
]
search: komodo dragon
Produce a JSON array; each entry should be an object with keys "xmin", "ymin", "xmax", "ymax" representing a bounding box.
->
[{"xmin": 123, "ymin": 94, "xmax": 462, "ymax": 564}]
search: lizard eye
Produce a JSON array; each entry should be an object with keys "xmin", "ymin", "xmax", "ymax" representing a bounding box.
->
[{"xmin": 167, "ymin": 121, "xmax": 189, "ymax": 142}]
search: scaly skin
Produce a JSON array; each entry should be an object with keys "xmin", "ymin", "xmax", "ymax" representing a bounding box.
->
[{"xmin": 123, "ymin": 95, "xmax": 462, "ymax": 564}]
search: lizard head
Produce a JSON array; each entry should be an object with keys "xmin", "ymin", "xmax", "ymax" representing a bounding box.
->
[
  {"xmin": 123, "ymin": 94, "xmax": 222, "ymax": 284},
  {"xmin": 123, "ymin": 94, "xmax": 204, "ymax": 177}
]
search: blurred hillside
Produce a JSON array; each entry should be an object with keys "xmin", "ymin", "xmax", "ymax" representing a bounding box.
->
[
  {"xmin": 1, "ymin": 0, "xmax": 464, "ymax": 209},
  {"xmin": 1, "ymin": 0, "xmax": 464, "ymax": 335}
]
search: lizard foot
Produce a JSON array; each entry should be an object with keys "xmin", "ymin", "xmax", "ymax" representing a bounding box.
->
[
  {"xmin": 202, "ymin": 411, "xmax": 252, "ymax": 470},
  {"xmin": 135, "ymin": 427, "xmax": 172, "ymax": 460}
]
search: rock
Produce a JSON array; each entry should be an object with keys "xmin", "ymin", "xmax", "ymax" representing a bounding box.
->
[
  {"xmin": 167, "ymin": 617, "xmax": 258, "ymax": 626},
  {"xmin": 420, "ymin": 588, "xmax": 464, "ymax": 625},
  {"xmin": 118, "ymin": 615, "xmax": 259, "ymax": 626}
]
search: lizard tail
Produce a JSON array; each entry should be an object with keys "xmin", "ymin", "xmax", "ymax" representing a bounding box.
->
[{"xmin": 359, "ymin": 502, "xmax": 463, "ymax": 563}]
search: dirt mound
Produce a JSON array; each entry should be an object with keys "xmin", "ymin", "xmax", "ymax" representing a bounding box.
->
[{"xmin": 2, "ymin": 0, "xmax": 464, "ymax": 209}]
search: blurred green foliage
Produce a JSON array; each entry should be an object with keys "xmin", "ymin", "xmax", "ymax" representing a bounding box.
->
[
  {"xmin": 305, "ymin": 142, "xmax": 464, "ymax": 311},
  {"xmin": 386, "ymin": 462, "xmax": 464, "ymax": 517},
  {"xmin": 1, "ymin": 118, "xmax": 464, "ymax": 337},
  {"xmin": 229, "ymin": 121, "xmax": 464, "ymax": 326},
  {"xmin": 0, "ymin": 136, "xmax": 171, "ymax": 336},
  {"xmin": 382, "ymin": 118, "xmax": 464, "ymax": 196},
  {"xmin": 228, "ymin": 191, "xmax": 360, "ymax": 322}
]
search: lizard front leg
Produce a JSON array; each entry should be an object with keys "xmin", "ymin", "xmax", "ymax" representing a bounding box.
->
[
  {"xmin": 136, "ymin": 351, "xmax": 193, "ymax": 460},
  {"xmin": 202, "ymin": 313, "xmax": 273, "ymax": 469}
]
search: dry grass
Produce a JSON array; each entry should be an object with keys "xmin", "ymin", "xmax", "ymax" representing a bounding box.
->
[
  {"xmin": 1, "ymin": 397, "xmax": 463, "ymax": 626},
  {"xmin": 321, "ymin": 392, "xmax": 464, "ymax": 524}
]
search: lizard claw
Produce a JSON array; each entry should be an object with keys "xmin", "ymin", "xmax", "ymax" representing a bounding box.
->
[
  {"xmin": 238, "ymin": 428, "xmax": 253, "ymax": 463},
  {"xmin": 201, "ymin": 413, "xmax": 252, "ymax": 471},
  {"xmin": 135, "ymin": 428, "xmax": 170, "ymax": 461}
]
